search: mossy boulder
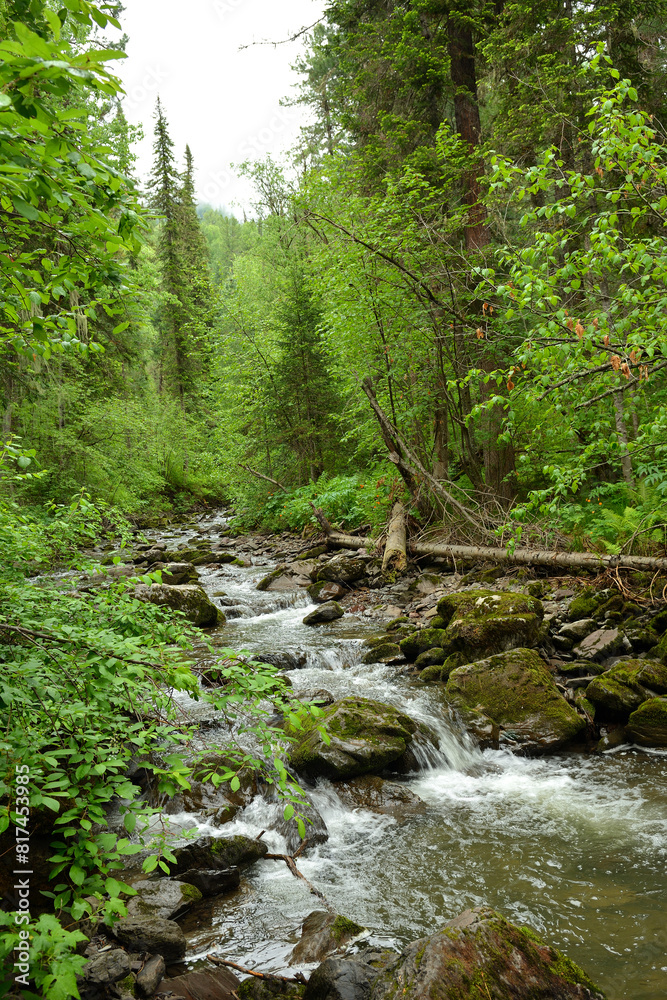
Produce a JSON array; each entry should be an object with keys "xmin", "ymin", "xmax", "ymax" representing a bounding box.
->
[
  {"xmin": 315, "ymin": 555, "xmax": 367, "ymax": 584},
  {"xmin": 112, "ymin": 915, "xmax": 186, "ymax": 962},
  {"xmin": 568, "ymin": 588, "xmax": 601, "ymax": 621},
  {"xmin": 308, "ymin": 580, "xmax": 346, "ymax": 603},
  {"xmin": 419, "ymin": 651, "xmax": 470, "ymax": 683},
  {"xmin": 256, "ymin": 565, "xmax": 288, "ymax": 591},
  {"xmin": 303, "ymin": 601, "xmax": 344, "ymax": 625},
  {"xmin": 399, "ymin": 627, "xmax": 448, "ymax": 661},
  {"xmin": 368, "ymin": 906, "xmax": 605, "ymax": 1000},
  {"xmin": 627, "ymin": 696, "xmax": 667, "ymax": 747},
  {"xmin": 433, "ymin": 589, "xmax": 543, "ymax": 662},
  {"xmin": 133, "ymin": 583, "xmax": 223, "ymax": 627},
  {"xmin": 414, "ymin": 647, "xmax": 446, "ymax": 669},
  {"xmin": 362, "ymin": 642, "xmax": 401, "ymax": 664},
  {"xmin": 585, "ymin": 659, "xmax": 667, "ymax": 719},
  {"xmin": 289, "ymin": 910, "xmax": 365, "ymax": 965},
  {"xmin": 446, "ymin": 648, "xmax": 585, "ymax": 754},
  {"xmin": 287, "ymin": 697, "xmax": 422, "ymax": 780}
]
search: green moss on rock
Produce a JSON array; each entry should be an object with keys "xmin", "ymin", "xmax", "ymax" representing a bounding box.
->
[
  {"xmin": 399, "ymin": 628, "xmax": 448, "ymax": 661},
  {"xmin": 432, "ymin": 589, "xmax": 544, "ymax": 662},
  {"xmin": 627, "ymin": 696, "xmax": 667, "ymax": 747},
  {"xmin": 446, "ymin": 648, "xmax": 584, "ymax": 754}
]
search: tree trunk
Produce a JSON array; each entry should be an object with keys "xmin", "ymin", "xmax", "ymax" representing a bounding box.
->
[
  {"xmin": 382, "ymin": 502, "xmax": 407, "ymax": 574},
  {"xmin": 447, "ymin": 15, "xmax": 489, "ymax": 251},
  {"xmin": 613, "ymin": 391, "xmax": 634, "ymax": 487}
]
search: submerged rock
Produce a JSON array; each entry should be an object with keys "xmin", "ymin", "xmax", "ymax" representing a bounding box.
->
[
  {"xmin": 134, "ymin": 583, "xmax": 223, "ymax": 627},
  {"xmin": 368, "ymin": 906, "xmax": 605, "ymax": 1000},
  {"xmin": 288, "ymin": 697, "xmax": 423, "ymax": 779},
  {"xmin": 303, "ymin": 601, "xmax": 344, "ymax": 625},
  {"xmin": 627, "ymin": 696, "xmax": 667, "ymax": 746},
  {"xmin": 289, "ymin": 910, "xmax": 365, "ymax": 965},
  {"xmin": 332, "ymin": 774, "xmax": 426, "ymax": 822},
  {"xmin": 446, "ymin": 648, "xmax": 585, "ymax": 754}
]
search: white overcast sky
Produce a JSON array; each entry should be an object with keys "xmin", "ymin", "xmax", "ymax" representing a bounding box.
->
[{"xmin": 112, "ymin": 0, "xmax": 325, "ymax": 213}]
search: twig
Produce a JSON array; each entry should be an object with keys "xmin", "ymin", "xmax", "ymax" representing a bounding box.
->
[
  {"xmin": 207, "ymin": 955, "xmax": 307, "ymax": 984},
  {"xmin": 263, "ymin": 846, "xmax": 335, "ymax": 911}
]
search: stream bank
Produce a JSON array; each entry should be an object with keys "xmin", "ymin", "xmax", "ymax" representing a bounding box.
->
[{"xmin": 82, "ymin": 511, "xmax": 667, "ymax": 1000}]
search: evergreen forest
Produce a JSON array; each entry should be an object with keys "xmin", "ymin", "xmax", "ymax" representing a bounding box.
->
[{"xmin": 1, "ymin": 1, "xmax": 667, "ymax": 998}]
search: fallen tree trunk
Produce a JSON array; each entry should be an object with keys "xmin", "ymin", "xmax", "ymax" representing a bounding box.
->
[
  {"xmin": 382, "ymin": 502, "xmax": 407, "ymax": 574},
  {"xmin": 325, "ymin": 531, "xmax": 667, "ymax": 573}
]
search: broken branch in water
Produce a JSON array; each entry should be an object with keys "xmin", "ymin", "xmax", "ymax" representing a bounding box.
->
[
  {"xmin": 207, "ymin": 955, "xmax": 307, "ymax": 984},
  {"xmin": 261, "ymin": 837, "xmax": 335, "ymax": 912}
]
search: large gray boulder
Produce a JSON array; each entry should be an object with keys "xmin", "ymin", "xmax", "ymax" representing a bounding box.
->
[
  {"xmin": 164, "ymin": 834, "xmax": 268, "ymax": 876},
  {"xmin": 446, "ymin": 648, "xmax": 585, "ymax": 754},
  {"xmin": 289, "ymin": 910, "xmax": 365, "ymax": 965},
  {"xmin": 134, "ymin": 583, "xmax": 223, "ymax": 627},
  {"xmin": 303, "ymin": 601, "xmax": 344, "ymax": 625},
  {"xmin": 84, "ymin": 949, "xmax": 131, "ymax": 985},
  {"xmin": 314, "ymin": 555, "xmax": 367, "ymax": 584},
  {"xmin": 126, "ymin": 878, "xmax": 202, "ymax": 920},
  {"xmin": 368, "ymin": 907, "xmax": 605, "ymax": 1000}
]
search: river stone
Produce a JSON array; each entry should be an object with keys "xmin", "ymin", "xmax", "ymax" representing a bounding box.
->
[
  {"xmin": 256, "ymin": 566, "xmax": 289, "ymax": 591},
  {"xmin": 112, "ymin": 916, "xmax": 186, "ymax": 962},
  {"xmin": 309, "ymin": 581, "xmax": 347, "ymax": 603},
  {"xmin": 165, "ymin": 834, "xmax": 268, "ymax": 876},
  {"xmin": 558, "ymin": 618, "xmax": 598, "ymax": 642},
  {"xmin": 627, "ymin": 696, "xmax": 667, "ymax": 746},
  {"xmin": 303, "ymin": 601, "xmax": 344, "ymax": 625},
  {"xmin": 304, "ymin": 956, "xmax": 380, "ymax": 1000},
  {"xmin": 585, "ymin": 659, "xmax": 667, "ymax": 718},
  {"xmin": 136, "ymin": 954, "xmax": 166, "ymax": 998},
  {"xmin": 446, "ymin": 648, "xmax": 585, "ymax": 754},
  {"xmin": 369, "ymin": 906, "xmax": 605, "ymax": 1000},
  {"xmin": 265, "ymin": 574, "xmax": 300, "ymax": 592},
  {"xmin": 85, "ymin": 949, "xmax": 132, "ymax": 984},
  {"xmin": 573, "ymin": 627, "xmax": 630, "ymax": 661},
  {"xmin": 133, "ymin": 583, "xmax": 223, "ymax": 627},
  {"xmin": 163, "ymin": 966, "xmax": 241, "ymax": 1000},
  {"xmin": 314, "ymin": 554, "xmax": 367, "ymax": 584},
  {"xmin": 274, "ymin": 795, "xmax": 329, "ymax": 854},
  {"xmin": 289, "ymin": 911, "xmax": 365, "ymax": 965},
  {"xmin": 399, "ymin": 628, "xmax": 448, "ymax": 661},
  {"xmin": 434, "ymin": 589, "xmax": 544, "ymax": 661},
  {"xmin": 126, "ymin": 878, "xmax": 202, "ymax": 920},
  {"xmin": 361, "ymin": 642, "xmax": 401, "ymax": 664},
  {"xmin": 288, "ymin": 697, "xmax": 421, "ymax": 779},
  {"xmin": 333, "ymin": 775, "xmax": 426, "ymax": 822},
  {"xmin": 414, "ymin": 647, "xmax": 446, "ymax": 669},
  {"xmin": 177, "ymin": 867, "xmax": 240, "ymax": 896}
]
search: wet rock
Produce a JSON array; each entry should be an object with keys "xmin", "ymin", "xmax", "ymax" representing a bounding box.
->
[
  {"xmin": 265, "ymin": 574, "xmax": 300, "ymax": 592},
  {"xmin": 288, "ymin": 697, "xmax": 422, "ymax": 779},
  {"xmin": 136, "ymin": 954, "xmax": 166, "ymax": 997},
  {"xmin": 414, "ymin": 647, "xmax": 446, "ymax": 669},
  {"xmin": 557, "ymin": 618, "xmax": 597, "ymax": 642},
  {"xmin": 290, "ymin": 911, "xmax": 365, "ymax": 965},
  {"xmin": 151, "ymin": 561, "xmax": 197, "ymax": 585},
  {"xmin": 627, "ymin": 696, "xmax": 667, "ymax": 746},
  {"xmin": 133, "ymin": 583, "xmax": 223, "ymax": 627},
  {"xmin": 112, "ymin": 916, "xmax": 186, "ymax": 962},
  {"xmin": 274, "ymin": 796, "xmax": 329, "ymax": 854},
  {"xmin": 304, "ymin": 956, "xmax": 378, "ymax": 1000},
  {"xmin": 84, "ymin": 949, "xmax": 132, "ymax": 984},
  {"xmin": 333, "ymin": 775, "xmax": 426, "ymax": 822},
  {"xmin": 573, "ymin": 627, "xmax": 630, "ymax": 662},
  {"xmin": 314, "ymin": 555, "xmax": 367, "ymax": 585},
  {"xmin": 585, "ymin": 659, "xmax": 667, "ymax": 718},
  {"xmin": 419, "ymin": 651, "xmax": 469, "ymax": 683},
  {"xmin": 163, "ymin": 966, "xmax": 241, "ymax": 1000},
  {"xmin": 256, "ymin": 566, "xmax": 289, "ymax": 591},
  {"xmin": 177, "ymin": 867, "xmax": 240, "ymax": 897},
  {"xmin": 239, "ymin": 979, "xmax": 305, "ymax": 1000},
  {"xmin": 165, "ymin": 834, "xmax": 268, "ymax": 876},
  {"xmin": 398, "ymin": 627, "xmax": 448, "ymax": 661},
  {"xmin": 297, "ymin": 688, "xmax": 335, "ymax": 707},
  {"xmin": 446, "ymin": 648, "xmax": 585, "ymax": 754},
  {"xmin": 256, "ymin": 650, "xmax": 308, "ymax": 671},
  {"xmin": 126, "ymin": 878, "xmax": 202, "ymax": 920},
  {"xmin": 303, "ymin": 602, "xmax": 344, "ymax": 625},
  {"xmin": 597, "ymin": 727, "xmax": 629, "ymax": 752},
  {"xmin": 369, "ymin": 906, "xmax": 605, "ymax": 1000},
  {"xmin": 308, "ymin": 581, "xmax": 347, "ymax": 603},
  {"xmin": 556, "ymin": 660, "xmax": 607, "ymax": 677},
  {"xmin": 434, "ymin": 589, "xmax": 544, "ymax": 661},
  {"xmin": 625, "ymin": 626, "xmax": 659, "ymax": 653},
  {"xmin": 361, "ymin": 642, "xmax": 401, "ymax": 664}
]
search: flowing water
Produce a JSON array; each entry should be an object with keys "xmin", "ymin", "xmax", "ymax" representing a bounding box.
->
[{"xmin": 149, "ymin": 516, "xmax": 667, "ymax": 1000}]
